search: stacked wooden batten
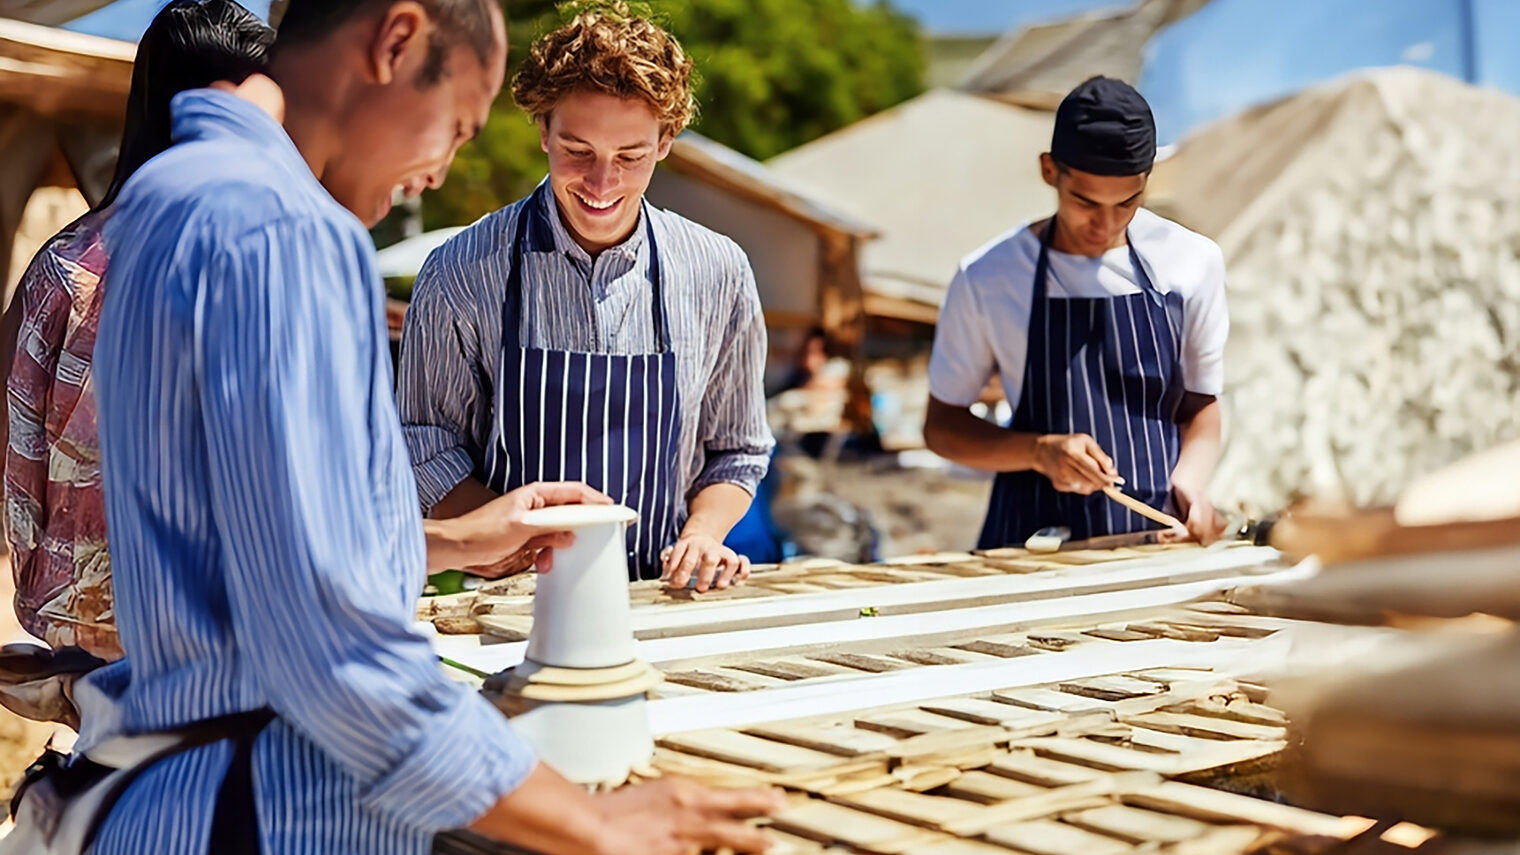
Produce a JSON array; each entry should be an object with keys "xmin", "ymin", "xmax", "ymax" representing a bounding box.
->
[{"xmin": 421, "ymin": 542, "xmax": 1451, "ymax": 853}]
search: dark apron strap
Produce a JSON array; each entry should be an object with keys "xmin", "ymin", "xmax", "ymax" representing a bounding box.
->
[
  {"xmin": 502, "ymin": 184, "xmax": 671, "ymax": 353},
  {"xmin": 207, "ymin": 709, "xmax": 274, "ymax": 854}
]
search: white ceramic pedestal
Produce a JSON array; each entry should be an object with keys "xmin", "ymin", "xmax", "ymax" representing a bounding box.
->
[
  {"xmin": 507, "ymin": 694, "xmax": 654, "ymax": 786},
  {"xmin": 520, "ymin": 504, "xmax": 640, "ymax": 669}
]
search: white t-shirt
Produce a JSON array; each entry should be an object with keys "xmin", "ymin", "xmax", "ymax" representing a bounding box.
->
[{"xmin": 929, "ymin": 207, "xmax": 1229, "ymax": 409}]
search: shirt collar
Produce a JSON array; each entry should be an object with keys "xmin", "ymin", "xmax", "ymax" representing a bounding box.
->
[
  {"xmin": 170, "ymin": 89, "xmax": 304, "ymax": 171},
  {"xmin": 537, "ymin": 180, "xmax": 647, "ymax": 265}
]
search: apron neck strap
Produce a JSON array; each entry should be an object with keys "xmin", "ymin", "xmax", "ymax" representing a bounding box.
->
[{"xmin": 503, "ymin": 184, "xmax": 672, "ymax": 352}]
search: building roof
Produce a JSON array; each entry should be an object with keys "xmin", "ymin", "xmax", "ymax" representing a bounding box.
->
[
  {"xmin": 664, "ymin": 132, "xmax": 879, "ymax": 241},
  {"xmin": 957, "ymin": 0, "xmax": 1211, "ymax": 101},
  {"xmin": 0, "ymin": 17, "xmax": 133, "ymax": 120},
  {"xmin": 768, "ymin": 89, "xmax": 1057, "ymax": 319}
]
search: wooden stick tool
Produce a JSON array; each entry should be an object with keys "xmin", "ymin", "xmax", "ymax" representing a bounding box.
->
[{"xmin": 1103, "ymin": 485, "xmax": 1188, "ymax": 531}]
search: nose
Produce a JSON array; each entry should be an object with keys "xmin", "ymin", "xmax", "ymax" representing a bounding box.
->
[{"xmin": 584, "ymin": 159, "xmax": 615, "ymax": 196}]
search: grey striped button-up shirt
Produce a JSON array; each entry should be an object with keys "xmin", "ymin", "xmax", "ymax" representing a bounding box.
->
[{"xmin": 398, "ymin": 187, "xmax": 773, "ymax": 522}]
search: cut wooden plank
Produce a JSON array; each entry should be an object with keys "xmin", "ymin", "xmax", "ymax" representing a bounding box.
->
[
  {"xmin": 953, "ymin": 639, "xmax": 1038, "ymax": 658},
  {"xmin": 919, "ymin": 698, "xmax": 1069, "ymax": 731},
  {"xmin": 764, "ymin": 829, "xmax": 831, "ymax": 854},
  {"xmin": 1060, "ymin": 675, "xmax": 1167, "ymax": 701},
  {"xmin": 886, "ymin": 725, "xmax": 1010, "ymax": 763},
  {"xmin": 940, "ymin": 769, "xmax": 1049, "ymax": 803},
  {"xmin": 901, "ymin": 839, "xmax": 1018, "ymax": 855},
  {"xmin": 856, "ymin": 708, "xmax": 981, "ymax": 738},
  {"xmin": 1026, "ymin": 633, "xmax": 1091, "ymax": 652},
  {"xmin": 1084, "ymin": 627, "xmax": 1158, "ymax": 642},
  {"xmin": 880, "ymin": 552, "xmax": 979, "ymax": 566},
  {"xmin": 771, "ymin": 799, "xmax": 943, "ymax": 854},
  {"xmin": 442, "ymin": 564, "xmax": 1299, "ymax": 677},
  {"xmin": 888, "ymin": 648, "xmax": 986, "ymax": 666},
  {"xmin": 648, "ymin": 638, "xmax": 1264, "ymax": 737},
  {"xmin": 812, "ymin": 653, "xmax": 912, "ymax": 673},
  {"xmin": 1128, "ymin": 623, "xmax": 1221, "ymax": 642},
  {"xmin": 1162, "ymin": 826, "xmax": 1271, "ymax": 855},
  {"xmin": 731, "ymin": 659, "xmax": 849, "ymax": 681},
  {"xmin": 982, "ymin": 819, "xmax": 1133, "ymax": 855},
  {"xmin": 894, "ymin": 765, "xmax": 963, "ymax": 792},
  {"xmin": 1121, "ymin": 780, "xmax": 1374, "ymax": 839},
  {"xmin": 1123, "ymin": 711, "xmax": 1287, "ymax": 742},
  {"xmin": 829, "ymin": 788, "xmax": 986, "ymax": 831},
  {"xmin": 911, "ymin": 562, "xmax": 1006, "ymax": 578},
  {"xmin": 1185, "ymin": 696, "xmax": 1288, "ymax": 727},
  {"xmin": 1019, "ymin": 736, "xmax": 1285, "ymax": 777},
  {"xmin": 1123, "ymin": 727, "xmax": 1278, "ymax": 760},
  {"xmin": 657, "ymin": 730, "xmax": 871, "ymax": 774},
  {"xmin": 662, "ymin": 670, "xmax": 763, "ymax": 692},
  {"xmin": 941, "ymin": 772, "xmax": 1160, "ymax": 835},
  {"xmin": 744, "ymin": 720, "xmax": 902, "ymax": 757},
  {"xmin": 988, "ymin": 750, "xmax": 1124, "ymax": 788},
  {"xmin": 992, "ymin": 687, "xmax": 1113, "ymax": 713},
  {"xmin": 1062, "ymin": 804, "xmax": 1212, "ymax": 844}
]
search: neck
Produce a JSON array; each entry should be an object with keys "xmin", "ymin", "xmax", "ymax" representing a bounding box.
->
[
  {"xmin": 1048, "ymin": 217, "xmax": 1127, "ymax": 257},
  {"xmin": 268, "ymin": 50, "xmax": 347, "ymax": 185},
  {"xmin": 557, "ymin": 203, "xmax": 640, "ymax": 259}
]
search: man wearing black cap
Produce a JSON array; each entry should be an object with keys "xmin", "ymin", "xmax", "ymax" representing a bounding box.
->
[{"xmin": 924, "ymin": 76, "xmax": 1229, "ymax": 548}]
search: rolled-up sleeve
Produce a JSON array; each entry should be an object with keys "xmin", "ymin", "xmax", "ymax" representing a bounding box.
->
[
  {"xmin": 691, "ymin": 257, "xmax": 773, "ymax": 498},
  {"xmin": 396, "ymin": 252, "xmax": 485, "ymax": 511},
  {"xmin": 198, "ymin": 220, "xmax": 534, "ymax": 832}
]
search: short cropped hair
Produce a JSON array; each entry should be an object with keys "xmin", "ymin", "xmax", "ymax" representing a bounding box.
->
[
  {"xmin": 512, "ymin": 2, "xmax": 696, "ymax": 137},
  {"xmin": 275, "ymin": 0, "xmax": 496, "ymax": 85}
]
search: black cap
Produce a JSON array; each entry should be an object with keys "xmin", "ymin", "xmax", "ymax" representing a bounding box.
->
[{"xmin": 1050, "ymin": 76, "xmax": 1156, "ymax": 176}]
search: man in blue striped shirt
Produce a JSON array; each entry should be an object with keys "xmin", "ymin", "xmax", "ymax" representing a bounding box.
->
[{"xmin": 75, "ymin": 1, "xmax": 779, "ymax": 853}]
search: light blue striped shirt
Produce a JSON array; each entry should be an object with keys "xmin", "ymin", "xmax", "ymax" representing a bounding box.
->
[
  {"xmin": 397, "ymin": 185, "xmax": 772, "ymax": 519},
  {"xmin": 82, "ymin": 89, "xmax": 533, "ymax": 854}
]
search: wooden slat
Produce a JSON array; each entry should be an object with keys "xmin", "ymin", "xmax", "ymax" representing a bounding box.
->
[
  {"xmin": 992, "ymin": 687, "xmax": 1112, "ymax": 713},
  {"xmin": 940, "ymin": 770, "xmax": 1049, "ymax": 803},
  {"xmin": 987, "ymin": 750, "xmax": 1107, "ymax": 787},
  {"xmin": 1018, "ymin": 736, "xmax": 1284, "ymax": 776},
  {"xmin": 1123, "ymin": 711, "xmax": 1287, "ymax": 742},
  {"xmin": 657, "ymin": 729, "xmax": 872, "ymax": 774},
  {"xmin": 771, "ymin": 799, "xmax": 943, "ymax": 854},
  {"xmin": 1121, "ymin": 781, "xmax": 1375, "ymax": 838},
  {"xmin": 940, "ymin": 773, "xmax": 1159, "ymax": 836},
  {"xmin": 856, "ymin": 709, "xmax": 981, "ymax": 738},
  {"xmin": 1062, "ymin": 804, "xmax": 1213, "ymax": 844},
  {"xmin": 829, "ymin": 788, "xmax": 986, "ymax": 831},
  {"xmin": 981, "ymin": 819, "xmax": 1133, "ymax": 855},
  {"xmin": 744, "ymin": 720, "xmax": 901, "ymax": 757},
  {"xmin": 1060, "ymin": 675, "xmax": 1167, "ymax": 701}
]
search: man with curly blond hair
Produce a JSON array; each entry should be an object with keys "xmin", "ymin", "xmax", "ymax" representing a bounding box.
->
[{"xmin": 399, "ymin": 4, "xmax": 773, "ymax": 592}]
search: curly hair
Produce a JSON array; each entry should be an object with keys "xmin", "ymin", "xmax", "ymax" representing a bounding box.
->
[{"xmin": 512, "ymin": 2, "xmax": 696, "ymax": 137}]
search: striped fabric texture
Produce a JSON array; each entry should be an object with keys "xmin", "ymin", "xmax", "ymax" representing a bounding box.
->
[
  {"xmin": 396, "ymin": 182, "xmax": 773, "ymax": 525},
  {"xmin": 81, "ymin": 89, "xmax": 534, "ymax": 854}
]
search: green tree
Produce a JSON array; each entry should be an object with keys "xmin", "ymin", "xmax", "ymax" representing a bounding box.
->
[{"xmin": 421, "ymin": 0, "xmax": 923, "ymax": 230}]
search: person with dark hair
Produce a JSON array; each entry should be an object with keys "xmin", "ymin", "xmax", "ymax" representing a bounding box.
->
[
  {"xmin": 1, "ymin": 0, "xmax": 273, "ymax": 663},
  {"xmin": 924, "ymin": 76, "xmax": 1230, "ymax": 548},
  {"xmin": 4, "ymin": 1, "xmax": 780, "ymax": 853}
]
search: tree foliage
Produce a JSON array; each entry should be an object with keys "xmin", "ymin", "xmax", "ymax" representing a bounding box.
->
[{"xmin": 420, "ymin": 0, "xmax": 923, "ymax": 230}]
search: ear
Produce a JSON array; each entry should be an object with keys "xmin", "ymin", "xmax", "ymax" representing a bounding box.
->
[
  {"xmin": 655, "ymin": 131, "xmax": 675, "ymax": 162},
  {"xmin": 1039, "ymin": 153, "xmax": 1058, "ymax": 189},
  {"xmin": 538, "ymin": 115, "xmax": 552, "ymax": 154},
  {"xmin": 369, "ymin": 2, "xmax": 428, "ymax": 86}
]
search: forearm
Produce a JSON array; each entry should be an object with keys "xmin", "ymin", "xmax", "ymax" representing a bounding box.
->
[
  {"xmin": 1171, "ymin": 395, "xmax": 1222, "ymax": 493},
  {"xmin": 923, "ymin": 397, "xmax": 1040, "ymax": 472},
  {"xmin": 422, "ymin": 477, "xmax": 502, "ymax": 572},
  {"xmin": 680, "ymin": 482, "xmax": 752, "ymax": 542},
  {"xmin": 469, "ymin": 763, "xmax": 609, "ymax": 855}
]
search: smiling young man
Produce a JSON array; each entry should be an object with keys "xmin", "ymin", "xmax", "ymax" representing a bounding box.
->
[
  {"xmin": 924, "ymin": 76, "xmax": 1230, "ymax": 549},
  {"xmin": 399, "ymin": 5, "xmax": 773, "ymax": 591}
]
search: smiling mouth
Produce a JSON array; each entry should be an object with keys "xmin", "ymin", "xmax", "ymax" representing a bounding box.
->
[{"xmin": 573, "ymin": 191, "xmax": 623, "ymax": 214}]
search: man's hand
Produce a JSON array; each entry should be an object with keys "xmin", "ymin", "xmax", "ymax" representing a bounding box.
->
[
  {"xmin": 1169, "ymin": 481, "xmax": 1226, "ymax": 545},
  {"xmin": 1032, "ymin": 433, "xmax": 1119, "ymax": 494},
  {"xmin": 588, "ymin": 778, "xmax": 782, "ymax": 854},
  {"xmin": 662, "ymin": 533, "xmax": 749, "ymax": 593},
  {"xmin": 445, "ymin": 482, "xmax": 612, "ymax": 575}
]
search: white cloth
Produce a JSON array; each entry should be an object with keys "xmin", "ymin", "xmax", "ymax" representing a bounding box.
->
[{"xmin": 929, "ymin": 207, "xmax": 1229, "ymax": 409}]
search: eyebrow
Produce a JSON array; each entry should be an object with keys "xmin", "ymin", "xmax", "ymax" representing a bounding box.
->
[
  {"xmin": 558, "ymin": 132, "xmax": 654, "ymax": 152},
  {"xmin": 1072, "ymin": 188, "xmax": 1144, "ymax": 206}
]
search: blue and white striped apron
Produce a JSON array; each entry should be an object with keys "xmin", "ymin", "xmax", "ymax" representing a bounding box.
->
[
  {"xmin": 978, "ymin": 218, "xmax": 1185, "ymax": 548},
  {"xmin": 482, "ymin": 185, "xmax": 681, "ymax": 580}
]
